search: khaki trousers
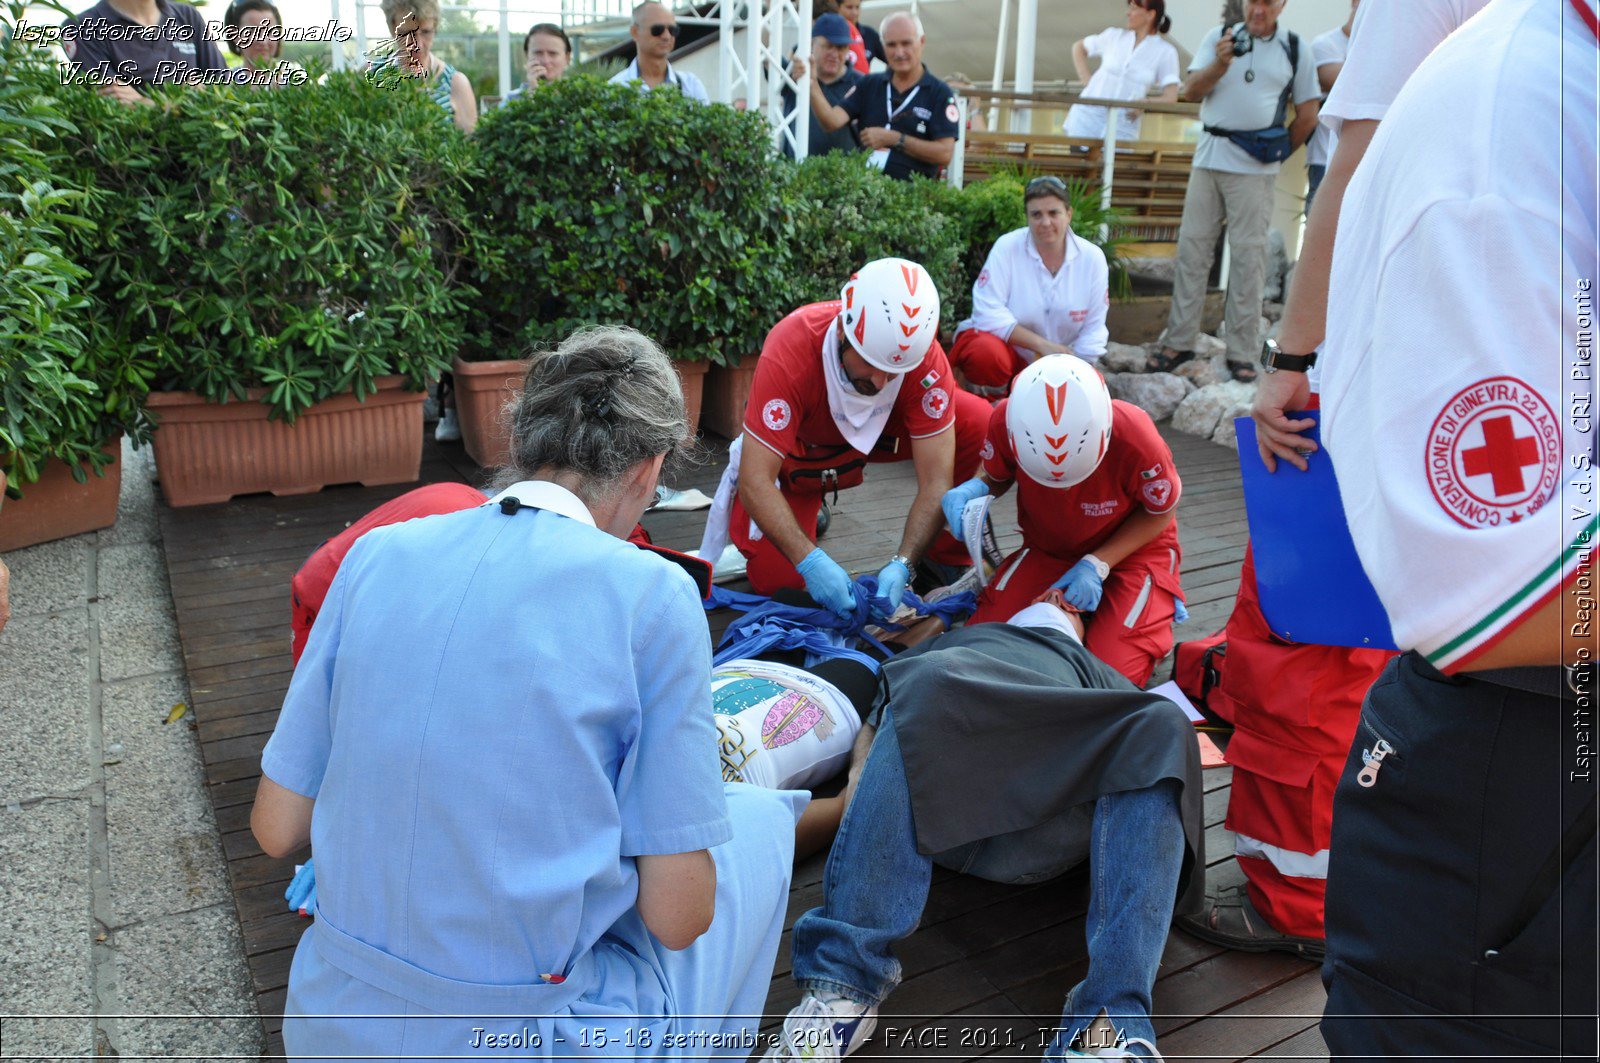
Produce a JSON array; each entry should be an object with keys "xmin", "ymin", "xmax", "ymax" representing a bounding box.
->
[{"xmin": 1160, "ymin": 167, "xmax": 1277, "ymax": 365}]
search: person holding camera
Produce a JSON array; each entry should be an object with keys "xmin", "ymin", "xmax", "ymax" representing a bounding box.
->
[{"xmin": 1149, "ymin": 0, "xmax": 1320, "ymax": 383}]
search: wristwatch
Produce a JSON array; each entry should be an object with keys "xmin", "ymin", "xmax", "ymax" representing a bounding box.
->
[
  {"xmin": 896, "ymin": 131, "xmax": 906, "ymax": 149},
  {"xmin": 890, "ymin": 553, "xmax": 913, "ymax": 571},
  {"xmin": 1083, "ymin": 553, "xmax": 1110, "ymax": 580},
  {"xmin": 1260, "ymin": 338, "xmax": 1317, "ymax": 374}
]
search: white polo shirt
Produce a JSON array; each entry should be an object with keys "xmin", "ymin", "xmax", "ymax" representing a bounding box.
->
[
  {"xmin": 608, "ymin": 58, "xmax": 710, "ymax": 103},
  {"xmin": 1063, "ymin": 27, "xmax": 1181, "ymax": 142},
  {"xmin": 957, "ymin": 227, "xmax": 1110, "ymax": 363},
  {"xmin": 1321, "ymin": 0, "xmax": 1596, "ymax": 673},
  {"xmin": 1188, "ymin": 23, "xmax": 1321, "ymax": 175},
  {"xmin": 1305, "ymin": 26, "xmax": 1349, "ymax": 168},
  {"xmin": 1320, "ymin": 0, "xmax": 1493, "ymax": 154}
]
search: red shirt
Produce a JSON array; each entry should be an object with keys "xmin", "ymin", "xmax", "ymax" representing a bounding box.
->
[
  {"xmin": 743, "ymin": 302, "xmax": 957, "ymax": 459},
  {"xmin": 983, "ymin": 398, "xmax": 1182, "ymax": 561}
]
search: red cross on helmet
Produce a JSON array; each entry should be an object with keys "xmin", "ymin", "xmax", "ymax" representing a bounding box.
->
[
  {"xmin": 1006, "ymin": 355, "xmax": 1114, "ymax": 488},
  {"xmin": 838, "ymin": 258, "xmax": 941, "ymax": 374}
]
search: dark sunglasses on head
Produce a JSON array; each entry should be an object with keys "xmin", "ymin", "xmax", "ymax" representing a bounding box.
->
[
  {"xmin": 649, "ymin": 23, "xmax": 679, "ymax": 37},
  {"xmin": 1026, "ymin": 175, "xmax": 1068, "ymax": 196}
]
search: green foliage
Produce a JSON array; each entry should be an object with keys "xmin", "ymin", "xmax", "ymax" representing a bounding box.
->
[
  {"xmin": 466, "ymin": 75, "xmax": 794, "ymax": 366},
  {"xmin": 783, "ymin": 152, "xmax": 967, "ymax": 325},
  {"xmin": 0, "ymin": 4, "xmax": 123, "ymax": 492},
  {"xmin": 49, "ymin": 70, "xmax": 477, "ymax": 421},
  {"xmin": 784, "ymin": 156, "xmax": 1131, "ymax": 336}
]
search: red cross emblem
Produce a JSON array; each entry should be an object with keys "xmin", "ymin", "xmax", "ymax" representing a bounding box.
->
[
  {"xmin": 922, "ymin": 387, "xmax": 949, "ymax": 419},
  {"xmin": 1426, "ymin": 377, "xmax": 1560, "ymax": 529},
  {"xmin": 1460, "ymin": 415, "xmax": 1542, "ymax": 497}
]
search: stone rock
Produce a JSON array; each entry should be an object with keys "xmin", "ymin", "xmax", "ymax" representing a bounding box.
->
[
  {"xmin": 1211, "ymin": 402, "xmax": 1254, "ymax": 450},
  {"xmin": 1127, "ymin": 257, "xmax": 1175, "ymax": 284},
  {"xmin": 1101, "ymin": 341, "xmax": 1151, "ymax": 374},
  {"xmin": 1194, "ymin": 333, "xmax": 1227, "ymax": 358},
  {"xmin": 1175, "ymin": 355, "xmax": 1229, "ymax": 389},
  {"xmin": 1172, "ymin": 380, "xmax": 1256, "ymax": 439},
  {"xmin": 1103, "ymin": 372, "xmax": 1193, "ymax": 421}
]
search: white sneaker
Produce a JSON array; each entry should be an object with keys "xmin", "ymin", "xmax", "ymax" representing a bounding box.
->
[
  {"xmin": 1057, "ymin": 1010, "xmax": 1163, "ymax": 1061},
  {"xmin": 433, "ymin": 408, "xmax": 461, "ymax": 443},
  {"xmin": 763, "ymin": 992, "xmax": 877, "ymax": 1062}
]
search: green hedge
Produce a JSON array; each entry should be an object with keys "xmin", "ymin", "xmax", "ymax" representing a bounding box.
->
[
  {"xmin": 467, "ymin": 76, "xmax": 793, "ymax": 366},
  {"xmin": 50, "ymin": 70, "xmax": 477, "ymax": 422},
  {"xmin": 0, "ymin": 24, "xmax": 122, "ymax": 492},
  {"xmin": 5, "ymin": 70, "xmax": 1130, "ymax": 485}
]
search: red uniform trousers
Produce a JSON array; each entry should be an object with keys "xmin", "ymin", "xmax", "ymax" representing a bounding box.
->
[
  {"xmin": 731, "ymin": 388, "xmax": 990, "ymax": 595},
  {"xmin": 969, "ymin": 541, "xmax": 1182, "ymax": 687},
  {"xmin": 949, "ymin": 329, "xmax": 1027, "ymax": 390},
  {"xmin": 1213, "ymin": 547, "xmax": 1396, "ymax": 939}
]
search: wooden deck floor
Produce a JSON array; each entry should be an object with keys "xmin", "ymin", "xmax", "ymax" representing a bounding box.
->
[{"xmin": 156, "ymin": 425, "xmax": 1328, "ymax": 1061}]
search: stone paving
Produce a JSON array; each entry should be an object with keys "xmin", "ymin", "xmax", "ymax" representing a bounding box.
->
[{"xmin": 0, "ymin": 440, "xmax": 263, "ymax": 1058}]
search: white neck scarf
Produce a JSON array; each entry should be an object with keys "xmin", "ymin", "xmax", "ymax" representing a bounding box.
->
[
  {"xmin": 1006, "ymin": 602, "xmax": 1085, "ymax": 644},
  {"xmin": 821, "ymin": 319, "xmax": 903, "ymax": 454}
]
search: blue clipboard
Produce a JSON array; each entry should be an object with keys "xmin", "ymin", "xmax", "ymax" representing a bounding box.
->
[{"xmin": 1234, "ymin": 412, "xmax": 1397, "ymax": 650}]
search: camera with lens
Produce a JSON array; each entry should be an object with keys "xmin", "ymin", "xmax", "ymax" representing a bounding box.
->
[{"xmin": 1229, "ymin": 24, "xmax": 1254, "ymax": 57}]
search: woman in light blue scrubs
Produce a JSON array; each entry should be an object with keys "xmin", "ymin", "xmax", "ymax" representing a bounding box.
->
[{"xmin": 251, "ymin": 326, "xmax": 805, "ymax": 1059}]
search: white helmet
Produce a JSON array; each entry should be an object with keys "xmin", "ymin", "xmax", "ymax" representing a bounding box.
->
[
  {"xmin": 1006, "ymin": 355, "xmax": 1113, "ymax": 488},
  {"xmin": 839, "ymin": 258, "xmax": 940, "ymax": 374}
]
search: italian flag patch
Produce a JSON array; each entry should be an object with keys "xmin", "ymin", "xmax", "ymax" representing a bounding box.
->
[{"xmin": 920, "ymin": 370, "xmax": 940, "ymax": 389}]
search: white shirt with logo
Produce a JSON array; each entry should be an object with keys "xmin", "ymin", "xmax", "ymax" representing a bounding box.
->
[
  {"xmin": 1064, "ymin": 27, "xmax": 1181, "ymax": 142},
  {"xmin": 1321, "ymin": 0, "xmax": 1596, "ymax": 672},
  {"xmin": 712, "ymin": 659, "xmax": 861, "ymax": 791},
  {"xmin": 957, "ymin": 228, "xmax": 1110, "ymax": 363}
]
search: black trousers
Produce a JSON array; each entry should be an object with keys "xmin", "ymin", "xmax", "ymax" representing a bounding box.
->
[{"xmin": 1321, "ymin": 653, "xmax": 1597, "ymax": 1059}]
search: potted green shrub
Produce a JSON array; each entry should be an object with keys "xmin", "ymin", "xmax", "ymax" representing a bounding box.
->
[
  {"xmin": 463, "ymin": 76, "xmax": 794, "ymax": 460},
  {"xmin": 0, "ymin": 18, "xmax": 140, "ymax": 550},
  {"xmin": 52, "ymin": 71, "xmax": 476, "ymax": 506}
]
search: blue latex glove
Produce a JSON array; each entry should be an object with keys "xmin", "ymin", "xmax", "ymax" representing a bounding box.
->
[
  {"xmin": 1173, "ymin": 597, "xmax": 1190, "ymax": 624},
  {"xmin": 874, "ymin": 559, "xmax": 910, "ymax": 618},
  {"xmin": 940, "ymin": 477, "xmax": 990, "ymax": 542},
  {"xmin": 796, "ymin": 547, "xmax": 857, "ymax": 618},
  {"xmin": 1052, "ymin": 558, "xmax": 1105, "ymax": 612},
  {"xmin": 285, "ymin": 858, "xmax": 317, "ymax": 917}
]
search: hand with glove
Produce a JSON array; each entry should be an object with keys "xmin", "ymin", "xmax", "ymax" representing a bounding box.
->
[
  {"xmin": 285, "ymin": 858, "xmax": 317, "ymax": 918},
  {"xmin": 797, "ymin": 547, "xmax": 857, "ymax": 618},
  {"xmin": 940, "ymin": 477, "xmax": 990, "ymax": 542},
  {"xmin": 1052, "ymin": 554, "xmax": 1108, "ymax": 612},
  {"xmin": 874, "ymin": 557, "xmax": 911, "ymax": 618}
]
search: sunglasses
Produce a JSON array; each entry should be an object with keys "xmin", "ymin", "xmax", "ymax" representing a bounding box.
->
[
  {"xmin": 648, "ymin": 23, "xmax": 679, "ymax": 37},
  {"xmin": 1025, "ymin": 176, "xmax": 1068, "ymax": 195}
]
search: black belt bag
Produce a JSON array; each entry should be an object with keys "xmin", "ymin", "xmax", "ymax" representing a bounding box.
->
[{"xmin": 1204, "ymin": 123, "xmax": 1293, "ymax": 164}]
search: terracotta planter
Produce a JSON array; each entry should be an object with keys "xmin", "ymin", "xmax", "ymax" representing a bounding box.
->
[
  {"xmin": 453, "ymin": 356, "xmax": 530, "ymax": 469},
  {"xmin": 452, "ymin": 355, "xmax": 709, "ymax": 470},
  {"xmin": 0, "ymin": 442, "xmax": 123, "ymax": 552},
  {"xmin": 674, "ymin": 358, "xmax": 707, "ymax": 433},
  {"xmin": 700, "ymin": 353, "xmax": 759, "ymax": 441},
  {"xmin": 1106, "ymin": 290, "xmax": 1225, "ymax": 346},
  {"xmin": 146, "ymin": 376, "xmax": 423, "ymax": 507}
]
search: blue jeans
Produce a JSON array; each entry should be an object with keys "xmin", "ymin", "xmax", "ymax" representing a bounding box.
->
[
  {"xmin": 791, "ymin": 709, "xmax": 1185, "ymax": 1057},
  {"xmin": 1305, "ymin": 163, "xmax": 1327, "ymax": 214}
]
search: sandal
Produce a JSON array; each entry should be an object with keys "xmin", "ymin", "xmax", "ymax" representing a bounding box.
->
[
  {"xmin": 1143, "ymin": 347, "xmax": 1196, "ymax": 373},
  {"xmin": 1174, "ymin": 883, "xmax": 1326, "ymax": 961},
  {"xmin": 1226, "ymin": 358, "xmax": 1259, "ymax": 383}
]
